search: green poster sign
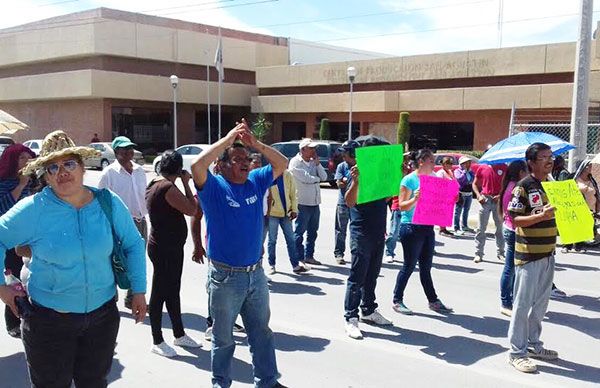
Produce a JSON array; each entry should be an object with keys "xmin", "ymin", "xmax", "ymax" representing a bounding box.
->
[{"xmin": 355, "ymin": 144, "xmax": 404, "ymax": 204}]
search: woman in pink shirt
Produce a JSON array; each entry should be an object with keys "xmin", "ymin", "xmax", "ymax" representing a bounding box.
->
[{"xmin": 498, "ymin": 160, "xmax": 528, "ymax": 317}]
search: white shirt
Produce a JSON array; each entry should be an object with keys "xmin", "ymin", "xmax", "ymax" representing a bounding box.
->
[
  {"xmin": 98, "ymin": 161, "xmax": 148, "ymax": 219},
  {"xmin": 289, "ymin": 153, "xmax": 328, "ymax": 206}
]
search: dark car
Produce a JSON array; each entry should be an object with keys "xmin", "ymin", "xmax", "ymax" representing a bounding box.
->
[{"xmin": 271, "ymin": 140, "xmax": 343, "ymax": 186}]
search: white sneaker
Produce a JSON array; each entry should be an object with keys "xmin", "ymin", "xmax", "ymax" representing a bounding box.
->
[
  {"xmin": 551, "ymin": 288, "xmax": 567, "ymax": 298},
  {"xmin": 173, "ymin": 334, "xmax": 202, "ymax": 348},
  {"xmin": 384, "ymin": 255, "xmax": 395, "ymax": 263},
  {"xmin": 268, "ymin": 265, "xmax": 276, "ymax": 275},
  {"xmin": 205, "ymin": 327, "xmax": 213, "ymax": 342},
  {"xmin": 473, "ymin": 255, "xmax": 482, "ymax": 263},
  {"xmin": 151, "ymin": 342, "xmax": 177, "ymax": 358},
  {"xmin": 454, "ymin": 230, "xmax": 465, "ymax": 236},
  {"xmin": 345, "ymin": 318, "xmax": 363, "ymax": 339},
  {"xmin": 361, "ymin": 309, "xmax": 393, "ymax": 326}
]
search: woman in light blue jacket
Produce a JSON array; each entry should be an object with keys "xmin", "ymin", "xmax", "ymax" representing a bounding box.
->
[{"xmin": 0, "ymin": 130, "xmax": 147, "ymax": 388}]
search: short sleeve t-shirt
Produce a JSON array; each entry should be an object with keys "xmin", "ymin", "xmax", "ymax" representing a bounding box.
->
[
  {"xmin": 507, "ymin": 175, "xmax": 557, "ymax": 265},
  {"xmin": 349, "ymin": 198, "xmax": 387, "ymax": 238},
  {"xmin": 400, "ymin": 172, "xmax": 420, "ymax": 224},
  {"xmin": 198, "ymin": 165, "xmax": 274, "ymax": 266},
  {"xmin": 334, "ymin": 162, "xmax": 352, "ymax": 205},
  {"xmin": 475, "ymin": 164, "xmax": 507, "ymax": 196}
]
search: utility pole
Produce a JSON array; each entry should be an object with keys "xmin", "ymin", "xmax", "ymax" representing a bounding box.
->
[{"xmin": 569, "ymin": 0, "xmax": 593, "ymax": 171}]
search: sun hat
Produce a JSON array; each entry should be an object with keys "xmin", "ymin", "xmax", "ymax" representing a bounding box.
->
[
  {"xmin": 112, "ymin": 136, "xmax": 136, "ymax": 150},
  {"xmin": 458, "ymin": 156, "xmax": 473, "ymax": 165},
  {"xmin": 21, "ymin": 130, "xmax": 100, "ymax": 175},
  {"xmin": 299, "ymin": 138, "xmax": 318, "ymax": 150}
]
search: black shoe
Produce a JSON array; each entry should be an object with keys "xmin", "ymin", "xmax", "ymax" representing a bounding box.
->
[
  {"xmin": 233, "ymin": 323, "xmax": 246, "ymax": 333},
  {"xmin": 272, "ymin": 383, "xmax": 288, "ymax": 388},
  {"xmin": 7, "ymin": 327, "xmax": 21, "ymax": 338},
  {"xmin": 303, "ymin": 257, "xmax": 322, "ymax": 265}
]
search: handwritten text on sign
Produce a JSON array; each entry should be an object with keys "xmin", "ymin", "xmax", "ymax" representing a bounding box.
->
[
  {"xmin": 355, "ymin": 144, "xmax": 404, "ymax": 204},
  {"xmin": 412, "ymin": 175, "xmax": 459, "ymax": 227},
  {"xmin": 541, "ymin": 180, "xmax": 594, "ymax": 245}
]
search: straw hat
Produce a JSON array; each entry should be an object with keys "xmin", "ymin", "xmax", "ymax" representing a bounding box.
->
[{"xmin": 21, "ymin": 130, "xmax": 100, "ymax": 175}]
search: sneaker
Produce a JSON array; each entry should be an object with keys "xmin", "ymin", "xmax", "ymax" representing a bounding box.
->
[
  {"xmin": 473, "ymin": 255, "xmax": 483, "ymax": 263},
  {"xmin": 205, "ymin": 327, "xmax": 213, "ymax": 342},
  {"xmin": 293, "ymin": 265, "xmax": 309, "ymax": 274},
  {"xmin": 268, "ymin": 265, "xmax": 276, "ymax": 275},
  {"xmin": 527, "ymin": 347, "xmax": 559, "ymax": 360},
  {"xmin": 173, "ymin": 334, "xmax": 202, "ymax": 348},
  {"xmin": 509, "ymin": 356, "xmax": 537, "ymax": 373},
  {"xmin": 233, "ymin": 323, "xmax": 246, "ymax": 333},
  {"xmin": 497, "ymin": 254, "xmax": 505, "ymax": 262},
  {"xmin": 335, "ymin": 256, "xmax": 346, "ymax": 265},
  {"xmin": 392, "ymin": 302, "xmax": 413, "ymax": 315},
  {"xmin": 303, "ymin": 257, "xmax": 322, "ymax": 265},
  {"xmin": 345, "ymin": 318, "xmax": 363, "ymax": 339},
  {"xmin": 551, "ymin": 288, "xmax": 567, "ymax": 299},
  {"xmin": 151, "ymin": 342, "xmax": 177, "ymax": 358},
  {"xmin": 439, "ymin": 229, "xmax": 454, "ymax": 237},
  {"xmin": 454, "ymin": 230, "xmax": 465, "ymax": 236},
  {"xmin": 361, "ymin": 309, "xmax": 393, "ymax": 326},
  {"xmin": 429, "ymin": 299, "xmax": 453, "ymax": 314},
  {"xmin": 500, "ymin": 306, "xmax": 512, "ymax": 317},
  {"xmin": 463, "ymin": 227, "xmax": 476, "ymax": 234},
  {"xmin": 384, "ymin": 255, "xmax": 395, "ymax": 263}
]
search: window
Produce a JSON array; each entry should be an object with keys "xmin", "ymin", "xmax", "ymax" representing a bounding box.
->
[{"xmin": 188, "ymin": 146, "xmax": 203, "ymax": 155}]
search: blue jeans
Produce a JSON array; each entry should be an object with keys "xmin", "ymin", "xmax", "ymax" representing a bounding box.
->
[
  {"xmin": 207, "ymin": 262, "xmax": 279, "ymax": 388},
  {"xmin": 294, "ymin": 204, "xmax": 320, "ymax": 261},
  {"xmin": 500, "ymin": 227, "xmax": 516, "ymax": 308},
  {"xmin": 344, "ymin": 233, "xmax": 384, "ymax": 320},
  {"xmin": 453, "ymin": 193, "xmax": 473, "ymax": 230},
  {"xmin": 334, "ymin": 204, "xmax": 350, "ymax": 257},
  {"xmin": 393, "ymin": 224, "xmax": 438, "ymax": 304},
  {"xmin": 384, "ymin": 210, "xmax": 402, "ymax": 258},
  {"xmin": 267, "ymin": 216, "xmax": 298, "ymax": 268}
]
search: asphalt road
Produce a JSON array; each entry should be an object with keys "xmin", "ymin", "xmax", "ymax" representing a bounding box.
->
[{"xmin": 1, "ymin": 168, "xmax": 599, "ymax": 387}]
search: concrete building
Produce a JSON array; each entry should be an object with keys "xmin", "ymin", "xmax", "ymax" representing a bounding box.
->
[{"xmin": 2, "ymin": 7, "xmax": 600, "ymax": 152}]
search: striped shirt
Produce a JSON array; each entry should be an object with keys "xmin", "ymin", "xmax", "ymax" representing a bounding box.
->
[
  {"xmin": 508, "ymin": 175, "xmax": 557, "ymax": 265},
  {"xmin": 0, "ymin": 178, "xmax": 31, "ymax": 216}
]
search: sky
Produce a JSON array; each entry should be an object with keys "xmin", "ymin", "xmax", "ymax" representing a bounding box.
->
[{"xmin": 1, "ymin": 0, "xmax": 600, "ymax": 57}]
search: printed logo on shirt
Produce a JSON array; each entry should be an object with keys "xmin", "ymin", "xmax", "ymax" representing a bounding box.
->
[
  {"xmin": 528, "ymin": 191, "xmax": 543, "ymax": 207},
  {"xmin": 497, "ymin": 169, "xmax": 503, "ymax": 176},
  {"xmin": 508, "ymin": 199, "xmax": 524, "ymax": 210},
  {"xmin": 226, "ymin": 195, "xmax": 240, "ymax": 208},
  {"xmin": 245, "ymin": 195, "xmax": 258, "ymax": 205}
]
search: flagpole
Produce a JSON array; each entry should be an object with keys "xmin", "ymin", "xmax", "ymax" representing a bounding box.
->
[
  {"xmin": 217, "ymin": 26, "xmax": 222, "ymax": 140},
  {"xmin": 206, "ymin": 48, "xmax": 211, "ymax": 145}
]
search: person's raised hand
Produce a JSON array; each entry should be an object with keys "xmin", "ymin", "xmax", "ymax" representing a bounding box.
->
[
  {"xmin": 350, "ymin": 165, "xmax": 359, "ymax": 181},
  {"xmin": 18, "ymin": 174, "xmax": 30, "ymax": 187},
  {"xmin": 180, "ymin": 169, "xmax": 192, "ymax": 184},
  {"xmin": 237, "ymin": 118, "xmax": 259, "ymax": 148},
  {"xmin": 225, "ymin": 123, "xmax": 246, "ymax": 145},
  {"xmin": 413, "ymin": 189, "xmax": 421, "ymax": 201},
  {"xmin": 541, "ymin": 204, "xmax": 555, "ymax": 221}
]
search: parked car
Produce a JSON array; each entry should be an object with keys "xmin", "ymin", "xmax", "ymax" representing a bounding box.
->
[
  {"xmin": 0, "ymin": 136, "xmax": 14, "ymax": 146},
  {"xmin": 433, "ymin": 153, "xmax": 480, "ymax": 174},
  {"xmin": 85, "ymin": 142, "xmax": 145, "ymax": 170},
  {"xmin": 271, "ymin": 140, "xmax": 343, "ymax": 186},
  {"xmin": 23, "ymin": 139, "xmax": 43, "ymax": 156},
  {"xmin": 0, "ymin": 144, "xmax": 10, "ymax": 157},
  {"xmin": 152, "ymin": 144, "xmax": 210, "ymax": 174}
]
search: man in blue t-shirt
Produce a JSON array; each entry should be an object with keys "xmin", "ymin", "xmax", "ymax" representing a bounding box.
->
[
  {"xmin": 343, "ymin": 137, "xmax": 393, "ymax": 340},
  {"xmin": 191, "ymin": 119, "xmax": 288, "ymax": 388},
  {"xmin": 333, "ymin": 140, "xmax": 359, "ymax": 265}
]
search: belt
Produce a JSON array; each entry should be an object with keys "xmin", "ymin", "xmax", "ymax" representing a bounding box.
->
[{"xmin": 209, "ymin": 259, "xmax": 261, "ymax": 273}]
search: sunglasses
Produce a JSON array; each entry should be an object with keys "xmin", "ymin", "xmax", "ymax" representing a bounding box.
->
[{"xmin": 45, "ymin": 159, "xmax": 79, "ymax": 175}]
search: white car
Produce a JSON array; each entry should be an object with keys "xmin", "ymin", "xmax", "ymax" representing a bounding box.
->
[
  {"xmin": 85, "ymin": 142, "xmax": 145, "ymax": 170},
  {"xmin": 23, "ymin": 139, "xmax": 43, "ymax": 156},
  {"xmin": 153, "ymin": 144, "xmax": 210, "ymax": 174}
]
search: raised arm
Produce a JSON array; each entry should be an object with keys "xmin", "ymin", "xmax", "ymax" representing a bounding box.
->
[{"xmin": 345, "ymin": 166, "xmax": 359, "ymax": 208}]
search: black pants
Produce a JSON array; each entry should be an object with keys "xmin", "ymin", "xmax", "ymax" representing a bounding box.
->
[
  {"xmin": 4, "ymin": 248, "xmax": 23, "ymax": 332},
  {"xmin": 22, "ymin": 298, "xmax": 119, "ymax": 388},
  {"xmin": 148, "ymin": 243, "xmax": 185, "ymax": 345}
]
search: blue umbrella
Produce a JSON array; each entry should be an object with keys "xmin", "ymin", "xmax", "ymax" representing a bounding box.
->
[{"xmin": 479, "ymin": 131, "xmax": 575, "ymax": 165}]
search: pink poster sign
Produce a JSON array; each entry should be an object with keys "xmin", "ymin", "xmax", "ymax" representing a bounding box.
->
[{"xmin": 412, "ymin": 175, "xmax": 459, "ymax": 227}]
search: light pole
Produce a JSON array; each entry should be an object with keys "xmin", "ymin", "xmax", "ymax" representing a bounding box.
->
[
  {"xmin": 347, "ymin": 66, "xmax": 356, "ymax": 140},
  {"xmin": 170, "ymin": 75, "xmax": 179, "ymax": 148}
]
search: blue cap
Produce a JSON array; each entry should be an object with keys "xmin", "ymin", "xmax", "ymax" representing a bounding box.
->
[{"xmin": 111, "ymin": 136, "xmax": 136, "ymax": 150}]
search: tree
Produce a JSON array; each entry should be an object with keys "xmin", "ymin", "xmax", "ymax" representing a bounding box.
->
[
  {"xmin": 251, "ymin": 113, "xmax": 272, "ymax": 142},
  {"xmin": 397, "ymin": 112, "xmax": 410, "ymax": 150},
  {"xmin": 319, "ymin": 118, "xmax": 330, "ymax": 140}
]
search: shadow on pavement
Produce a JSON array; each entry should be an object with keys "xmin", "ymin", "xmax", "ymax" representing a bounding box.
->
[
  {"xmin": 432, "ymin": 263, "xmax": 483, "ymax": 274},
  {"xmin": 551, "ymin": 294, "xmax": 600, "ymax": 313},
  {"xmin": 281, "ymin": 272, "xmax": 344, "ymax": 286},
  {"xmin": 365, "ymin": 325, "xmax": 506, "ymax": 366},
  {"xmin": 0, "ymin": 352, "xmax": 28, "ymax": 387},
  {"xmin": 175, "ymin": 347, "xmax": 254, "ymax": 384},
  {"xmin": 414, "ymin": 313, "xmax": 509, "ymax": 338},
  {"xmin": 107, "ymin": 356, "xmax": 125, "ymax": 384},
  {"xmin": 274, "ymin": 332, "xmax": 330, "ymax": 353},
  {"xmin": 316, "ymin": 263, "xmax": 350, "ymax": 276},
  {"xmin": 545, "ymin": 311, "xmax": 600, "ymax": 339},
  {"xmin": 269, "ymin": 280, "xmax": 325, "ymax": 296},
  {"xmin": 555, "ymin": 262, "xmax": 600, "ymax": 272},
  {"xmin": 119, "ymin": 311, "xmax": 209, "ymax": 333},
  {"xmin": 434, "ymin": 252, "xmax": 473, "ymax": 261},
  {"xmin": 537, "ymin": 358, "xmax": 600, "ymax": 384}
]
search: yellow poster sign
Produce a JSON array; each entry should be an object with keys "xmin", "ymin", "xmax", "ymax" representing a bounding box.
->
[{"xmin": 541, "ymin": 180, "xmax": 595, "ymax": 245}]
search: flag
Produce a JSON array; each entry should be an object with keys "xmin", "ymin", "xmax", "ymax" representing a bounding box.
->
[{"xmin": 214, "ymin": 32, "xmax": 223, "ymax": 81}]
